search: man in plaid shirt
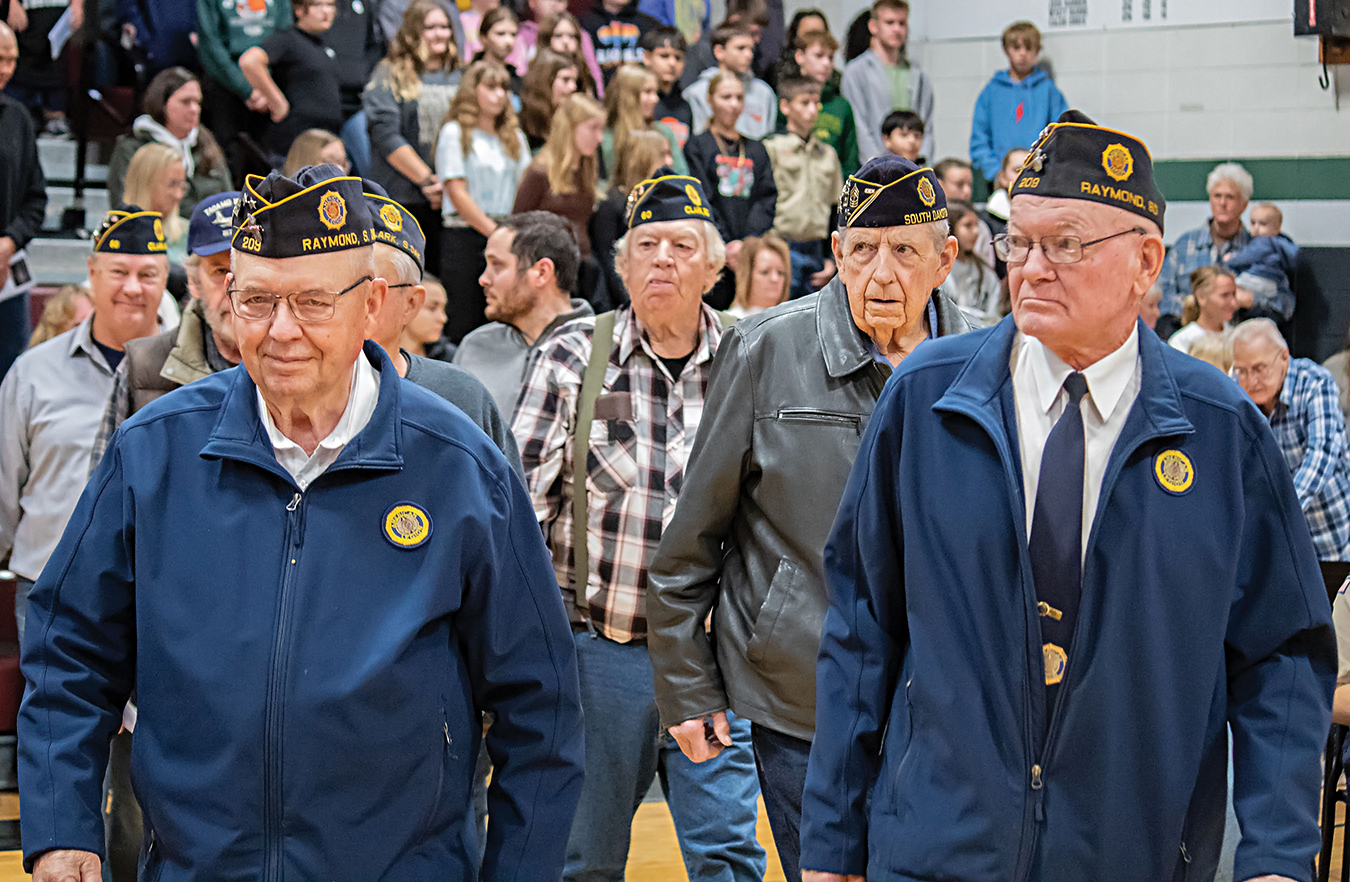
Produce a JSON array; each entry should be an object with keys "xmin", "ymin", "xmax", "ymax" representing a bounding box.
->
[
  {"xmin": 512, "ymin": 169, "xmax": 767, "ymax": 881},
  {"xmin": 1232, "ymin": 318, "xmax": 1350, "ymax": 561}
]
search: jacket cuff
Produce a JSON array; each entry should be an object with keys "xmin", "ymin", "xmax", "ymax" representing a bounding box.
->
[{"xmin": 1232, "ymin": 853, "xmax": 1316, "ymax": 882}]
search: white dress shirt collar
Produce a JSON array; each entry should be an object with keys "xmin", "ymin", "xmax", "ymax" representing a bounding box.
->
[
  {"xmin": 257, "ymin": 352, "xmax": 381, "ymax": 491},
  {"xmin": 1023, "ymin": 325, "xmax": 1140, "ymax": 424}
]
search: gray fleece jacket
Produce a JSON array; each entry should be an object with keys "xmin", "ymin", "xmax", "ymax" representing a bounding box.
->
[{"xmin": 841, "ymin": 48, "xmax": 935, "ymax": 163}]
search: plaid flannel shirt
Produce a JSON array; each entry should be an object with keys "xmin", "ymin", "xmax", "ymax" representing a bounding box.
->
[
  {"xmin": 512, "ymin": 303, "xmax": 726, "ymax": 644},
  {"xmin": 1158, "ymin": 220, "xmax": 1252, "ymax": 319},
  {"xmin": 1269, "ymin": 357, "xmax": 1350, "ymax": 561}
]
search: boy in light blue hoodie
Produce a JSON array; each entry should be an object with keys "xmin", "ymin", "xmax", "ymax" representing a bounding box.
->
[{"xmin": 969, "ymin": 21, "xmax": 1068, "ymax": 182}]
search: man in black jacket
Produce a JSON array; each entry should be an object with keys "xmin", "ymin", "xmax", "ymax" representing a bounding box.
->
[
  {"xmin": 0, "ymin": 21, "xmax": 48, "ymax": 382},
  {"xmin": 647, "ymin": 156, "xmax": 967, "ymax": 882}
]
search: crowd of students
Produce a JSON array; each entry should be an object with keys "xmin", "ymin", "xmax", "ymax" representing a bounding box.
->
[{"xmin": 4, "ymin": 0, "xmax": 1115, "ymax": 351}]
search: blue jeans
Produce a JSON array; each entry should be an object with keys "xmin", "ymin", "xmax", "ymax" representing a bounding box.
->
[
  {"xmin": 750, "ymin": 723, "xmax": 811, "ymax": 882},
  {"xmin": 787, "ymin": 240, "xmax": 827, "ymax": 300},
  {"xmin": 340, "ymin": 112, "xmax": 372, "ymax": 178},
  {"xmin": 565, "ymin": 631, "xmax": 766, "ymax": 882}
]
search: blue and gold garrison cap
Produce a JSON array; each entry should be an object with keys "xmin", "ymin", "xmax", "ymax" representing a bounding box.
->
[
  {"xmin": 625, "ymin": 167, "xmax": 713, "ymax": 228},
  {"xmin": 839, "ymin": 155, "xmax": 948, "ymax": 229},
  {"xmin": 93, "ymin": 206, "xmax": 169, "ymax": 255},
  {"xmin": 363, "ymin": 179, "xmax": 426, "ymax": 276},
  {"xmin": 231, "ymin": 164, "xmax": 375, "ymax": 259},
  {"xmin": 1011, "ymin": 109, "xmax": 1166, "ymax": 234}
]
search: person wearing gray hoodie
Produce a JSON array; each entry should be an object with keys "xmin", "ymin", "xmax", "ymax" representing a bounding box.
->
[
  {"xmin": 683, "ymin": 21, "xmax": 778, "ymax": 138},
  {"xmin": 841, "ymin": 0, "xmax": 934, "ymax": 163}
]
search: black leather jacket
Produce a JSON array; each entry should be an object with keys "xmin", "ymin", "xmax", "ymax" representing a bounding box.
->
[{"xmin": 647, "ymin": 278, "xmax": 973, "ymax": 739}]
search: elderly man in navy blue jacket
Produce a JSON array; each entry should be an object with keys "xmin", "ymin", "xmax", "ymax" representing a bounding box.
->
[
  {"xmin": 18, "ymin": 165, "xmax": 585, "ymax": 882},
  {"xmin": 800, "ymin": 111, "xmax": 1335, "ymax": 882}
]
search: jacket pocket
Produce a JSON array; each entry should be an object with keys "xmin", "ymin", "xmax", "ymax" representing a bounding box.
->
[
  {"xmin": 586, "ymin": 418, "xmax": 641, "ymax": 495},
  {"xmin": 745, "ymin": 559, "xmax": 823, "ymax": 668},
  {"xmin": 775, "ymin": 407, "xmax": 862, "ymax": 435},
  {"xmin": 413, "ymin": 710, "xmax": 452, "ymax": 845}
]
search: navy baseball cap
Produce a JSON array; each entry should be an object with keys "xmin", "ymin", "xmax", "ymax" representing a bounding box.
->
[{"xmin": 188, "ymin": 191, "xmax": 241, "ymax": 257}]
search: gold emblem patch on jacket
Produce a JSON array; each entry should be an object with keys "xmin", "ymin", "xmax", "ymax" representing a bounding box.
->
[
  {"xmin": 384, "ymin": 502, "xmax": 433, "ymax": 549},
  {"xmin": 1154, "ymin": 449, "xmax": 1194, "ymax": 495}
]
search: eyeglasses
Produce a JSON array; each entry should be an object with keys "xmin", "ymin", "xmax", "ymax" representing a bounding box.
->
[
  {"xmin": 993, "ymin": 228, "xmax": 1146, "ymax": 265},
  {"xmin": 1230, "ymin": 357, "xmax": 1284, "ymax": 383},
  {"xmin": 228, "ymin": 274, "xmax": 372, "ymax": 322}
]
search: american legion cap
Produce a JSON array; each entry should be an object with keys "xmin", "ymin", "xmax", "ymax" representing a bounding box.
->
[
  {"xmin": 362, "ymin": 179, "xmax": 426, "ymax": 276},
  {"xmin": 839, "ymin": 155, "xmax": 947, "ymax": 229},
  {"xmin": 92, "ymin": 206, "xmax": 169, "ymax": 255},
  {"xmin": 625, "ymin": 167, "xmax": 713, "ymax": 228},
  {"xmin": 231, "ymin": 164, "xmax": 375, "ymax": 258},
  {"xmin": 187, "ymin": 191, "xmax": 240, "ymax": 257},
  {"xmin": 1011, "ymin": 109, "xmax": 1166, "ymax": 234}
]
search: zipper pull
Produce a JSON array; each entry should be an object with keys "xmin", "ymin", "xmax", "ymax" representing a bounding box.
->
[
  {"xmin": 1031, "ymin": 764, "xmax": 1045, "ymax": 822},
  {"xmin": 444, "ymin": 721, "xmax": 451, "ymax": 746},
  {"xmin": 287, "ymin": 492, "xmax": 301, "ymax": 512}
]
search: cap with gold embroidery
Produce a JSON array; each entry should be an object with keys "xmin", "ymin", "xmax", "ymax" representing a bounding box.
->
[
  {"xmin": 363, "ymin": 180, "xmax": 426, "ymax": 276},
  {"xmin": 839, "ymin": 155, "xmax": 948, "ymax": 229},
  {"xmin": 231, "ymin": 163, "xmax": 375, "ymax": 258},
  {"xmin": 625, "ymin": 167, "xmax": 713, "ymax": 229},
  {"xmin": 93, "ymin": 206, "xmax": 169, "ymax": 255},
  {"xmin": 1011, "ymin": 109, "xmax": 1166, "ymax": 233}
]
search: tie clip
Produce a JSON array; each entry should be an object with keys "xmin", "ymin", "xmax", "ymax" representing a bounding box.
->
[{"xmin": 1038, "ymin": 602, "xmax": 1063, "ymax": 621}]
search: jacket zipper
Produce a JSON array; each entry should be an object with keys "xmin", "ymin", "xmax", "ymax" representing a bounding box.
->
[
  {"xmin": 263, "ymin": 490, "xmax": 305, "ymax": 882},
  {"xmin": 775, "ymin": 407, "xmax": 862, "ymax": 434}
]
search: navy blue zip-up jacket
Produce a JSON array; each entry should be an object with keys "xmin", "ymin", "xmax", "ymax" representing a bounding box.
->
[
  {"xmin": 800, "ymin": 319, "xmax": 1335, "ymax": 882},
  {"xmin": 18, "ymin": 343, "xmax": 585, "ymax": 880}
]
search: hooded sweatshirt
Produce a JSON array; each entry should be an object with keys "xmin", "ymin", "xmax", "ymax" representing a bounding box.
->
[
  {"xmin": 969, "ymin": 67, "xmax": 1068, "ymax": 181},
  {"xmin": 683, "ymin": 66, "xmax": 778, "ymax": 140},
  {"xmin": 195, "ymin": 0, "xmax": 292, "ymax": 100}
]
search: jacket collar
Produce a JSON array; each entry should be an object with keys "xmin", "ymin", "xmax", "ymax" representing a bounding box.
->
[
  {"xmin": 616, "ymin": 302, "xmax": 723, "ymax": 371},
  {"xmin": 201, "ymin": 341, "xmax": 405, "ymax": 482},
  {"xmin": 162, "ymin": 299, "xmax": 216, "ymax": 385},
  {"xmin": 816, "ymin": 277, "xmax": 874, "ymax": 379},
  {"xmin": 815, "ymin": 279, "xmax": 973, "ymax": 379},
  {"xmin": 934, "ymin": 317, "xmax": 1193, "ymax": 443},
  {"xmin": 68, "ymin": 315, "xmax": 115, "ymax": 376}
]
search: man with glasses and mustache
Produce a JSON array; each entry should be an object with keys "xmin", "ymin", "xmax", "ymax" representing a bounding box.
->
[
  {"xmin": 1231, "ymin": 317, "xmax": 1350, "ymax": 564},
  {"xmin": 799, "ymin": 112, "xmax": 1334, "ymax": 882},
  {"xmin": 18, "ymin": 165, "xmax": 584, "ymax": 882}
]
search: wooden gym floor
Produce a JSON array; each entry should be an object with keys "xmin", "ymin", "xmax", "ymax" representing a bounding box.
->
[{"xmin": 0, "ymin": 795, "xmax": 787, "ymax": 881}]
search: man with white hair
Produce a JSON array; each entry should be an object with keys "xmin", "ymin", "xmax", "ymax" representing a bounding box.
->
[
  {"xmin": 513, "ymin": 168, "xmax": 767, "ymax": 881},
  {"xmin": 646, "ymin": 155, "xmax": 970, "ymax": 882},
  {"xmin": 0, "ymin": 208, "xmax": 166, "ymax": 640},
  {"xmin": 1157, "ymin": 161, "xmax": 1254, "ymax": 338},
  {"xmin": 18, "ymin": 166, "xmax": 584, "ymax": 881},
  {"xmin": 800, "ymin": 111, "xmax": 1333, "ymax": 882},
  {"xmin": 1232, "ymin": 317, "xmax": 1350, "ymax": 562}
]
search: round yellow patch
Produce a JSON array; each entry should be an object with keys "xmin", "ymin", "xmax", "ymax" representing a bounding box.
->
[
  {"xmin": 916, "ymin": 176, "xmax": 937, "ymax": 208},
  {"xmin": 685, "ymin": 183, "xmax": 702, "ymax": 207},
  {"xmin": 379, "ymin": 202, "xmax": 403, "ymax": 232},
  {"xmin": 318, "ymin": 190, "xmax": 347, "ymax": 231},
  {"xmin": 1154, "ymin": 449, "xmax": 1194, "ymax": 495},
  {"xmin": 153, "ymin": 218, "xmax": 165, "ymax": 241},
  {"xmin": 1102, "ymin": 143, "xmax": 1134, "ymax": 182},
  {"xmin": 384, "ymin": 502, "xmax": 433, "ymax": 549}
]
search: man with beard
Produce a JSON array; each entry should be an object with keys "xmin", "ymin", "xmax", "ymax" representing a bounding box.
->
[{"xmin": 455, "ymin": 211, "xmax": 593, "ymax": 417}]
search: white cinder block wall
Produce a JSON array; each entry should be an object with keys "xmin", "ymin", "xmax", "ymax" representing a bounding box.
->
[{"xmin": 911, "ymin": 20, "xmax": 1348, "ymax": 163}]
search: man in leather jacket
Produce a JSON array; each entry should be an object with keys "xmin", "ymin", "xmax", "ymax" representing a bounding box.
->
[{"xmin": 646, "ymin": 155, "xmax": 969, "ymax": 882}]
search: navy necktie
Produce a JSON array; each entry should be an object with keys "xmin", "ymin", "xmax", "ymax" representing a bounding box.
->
[{"xmin": 1029, "ymin": 371, "xmax": 1088, "ymax": 729}]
